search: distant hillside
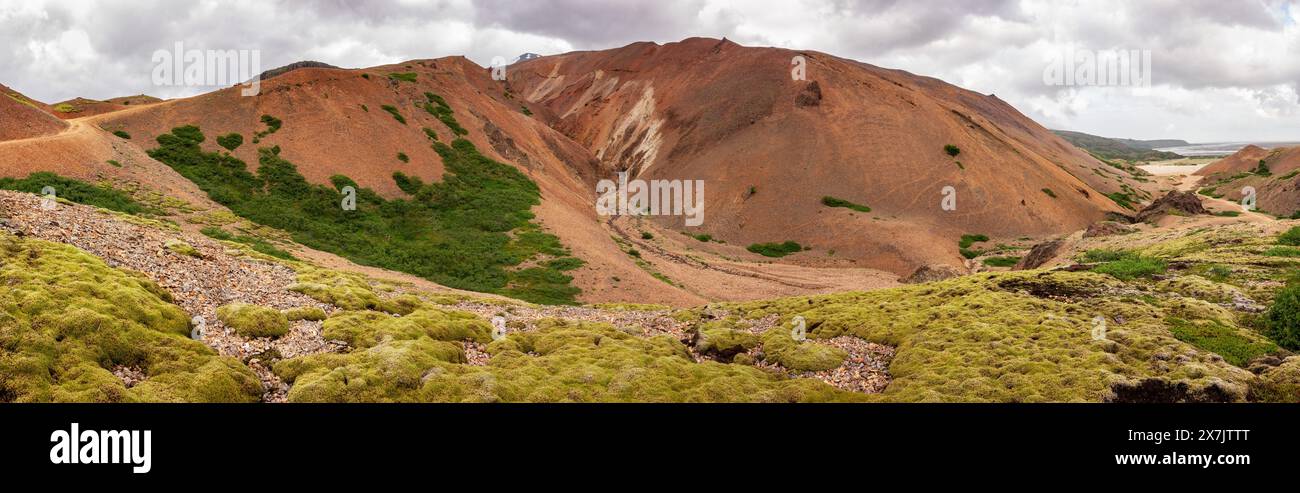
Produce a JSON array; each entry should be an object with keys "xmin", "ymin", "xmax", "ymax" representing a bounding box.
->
[{"xmin": 1054, "ymin": 130, "xmax": 1185, "ymax": 161}]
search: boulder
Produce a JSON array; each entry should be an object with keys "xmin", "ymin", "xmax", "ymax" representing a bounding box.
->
[
  {"xmin": 1135, "ymin": 191, "xmax": 1209, "ymax": 222},
  {"xmin": 1083, "ymin": 221, "xmax": 1136, "ymax": 238},
  {"xmin": 904, "ymin": 264, "xmax": 966, "ymax": 283},
  {"xmin": 1014, "ymin": 239, "xmax": 1065, "ymax": 270}
]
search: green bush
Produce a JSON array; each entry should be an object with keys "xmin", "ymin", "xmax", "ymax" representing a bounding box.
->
[
  {"xmin": 1041, "ymin": 188, "xmax": 1057, "ymax": 198},
  {"xmin": 1265, "ymin": 282, "xmax": 1300, "ymax": 350},
  {"xmin": 216, "ymin": 133, "xmax": 243, "ymax": 151},
  {"xmin": 641, "ymin": 231, "xmax": 654, "ymax": 240},
  {"xmin": 1255, "ymin": 160, "xmax": 1271, "ymax": 176},
  {"xmin": 982, "ymin": 256, "xmax": 1020, "ymax": 267},
  {"xmin": 821, "ymin": 196, "xmax": 871, "ymax": 213},
  {"xmin": 381, "ymin": 105, "xmax": 406, "ymax": 125},
  {"xmin": 1278, "ymin": 226, "xmax": 1300, "ymax": 246},
  {"xmin": 112, "ymin": 130, "xmax": 131, "ymax": 139},
  {"xmin": 693, "ymin": 234, "xmax": 712, "ymax": 242},
  {"xmin": 747, "ymin": 241, "xmax": 803, "ymax": 258},
  {"xmin": 958, "ymin": 234, "xmax": 989, "ymax": 249},
  {"xmin": 216, "ymin": 302, "xmax": 290, "ymax": 338},
  {"xmin": 147, "ymin": 104, "xmax": 583, "ymax": 305},
  {"xmin": 397, "ymin": 152, "xmax": 409, "ymax": 163},
  {"xmin": 0, "ymin": 172, "xmax": 156, "ymax": 215},
  {"xmin": 944, "ymin": 144, "xmax": 961, "ymax": 157},
  {"xmin": 421, "ymin": 93, "xmax": 467, "ymax": 136},
  {"xmin": 388, "ymin": 72, "xmax": 418, "ymax": 83},
  {"xmin": 254, "ymin": 114, "xmax": 282, "ymax": 139},
  {"xmin": 1091, "ymin": 255, "xmax": 1167, "ymax": 280}
]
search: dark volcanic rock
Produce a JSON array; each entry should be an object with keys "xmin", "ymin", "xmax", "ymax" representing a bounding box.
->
[
  {"xmin": 795, "ymin": 80, "xmax": 822, "ymax": 107},
  {"xmin": 904, "ymin": 264, "xmax": 966, "ymax": 283},
  {"xmin": 1083, "ymin": 221, "xmax": 1136, "ymax": 238},
  {"xmin": 1135, "ymin": 191, "xmax": 1208, "ymax": 222},
  {"xmin": 1014, "ymin": 239, "xmax": 1065, "ymax": 270}
]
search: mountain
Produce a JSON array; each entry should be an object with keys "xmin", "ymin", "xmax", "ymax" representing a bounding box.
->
[
  {"xmin": 507, "ymin": 38, "xmax": 1149, "ymax": 276},
  {"xmin": 1053, "ymin": 130, "xmax": 1185, "ymax": 161},
  {"xmin": 1195, "ymin": 145, "xmax": 1300, "ymax": 217},
  {"xmin": 2, "ymin": 38, "xmax": 1163, "ymax": 306}
]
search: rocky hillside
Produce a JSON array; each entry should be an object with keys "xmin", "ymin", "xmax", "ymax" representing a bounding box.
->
[{"xmin": 1196, "ymin": 145, "xmax": 1300, "ymax": 217}]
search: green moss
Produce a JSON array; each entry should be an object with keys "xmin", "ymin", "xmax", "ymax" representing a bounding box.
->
[
  {"xmin": 1166, "ymin": 318, "xmax": 1277, "ymax": 367},
  {"xmin": 322, "ymin": 308, "xmax": 491, "ymax": 348},
  {"xmin": 1092, "ymin": 256, "xmax": 1167, "ymax": 281},
  {"xmin": 720, "ymin": 271, "xmax": 1256, "ymax": 402},
  {"xmin": 216, "ymin": 302, "xmax": 289, "ymax": 338},
  {"xmin": 288, "ymin": 268, "xmax": 384, "ymax": 311},
  {"xmin": 198, "ymin": 226, "xmax": 295, "ymax": 260},
  {"xmin": 693, "ymin": 324, "xmax": 759, "ymax": 360},
  {"xmin": 760, "ymin": 328, "xmax": 847, "ymax": 371},
  {"xmin": 0, "ymin": 233, "xmax": 261, "ymax": 402},
  {"xmin": 284, "ymin": 306, "xmax": 327, "ymax": 322},
  {"xmin": 163, "ymin": 239, "xmax": 201, "ymax": 258},
  {"xmin": 1250, "ymin": 357, "xmax": 1300, "ymax": 402},
  {"xmin": 276, "ymin": 319, "xmax": 859, "ymax": 402}
]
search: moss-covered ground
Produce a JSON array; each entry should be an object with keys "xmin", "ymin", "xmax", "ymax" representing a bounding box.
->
[{"xmin": 0, "ymin": 233, "xmax": 262, "ymax": 402}]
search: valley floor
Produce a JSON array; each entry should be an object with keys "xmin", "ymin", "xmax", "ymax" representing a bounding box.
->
[{"xmin": 4, "ymin": 177, "xmax": 1300, "ymax": 402}]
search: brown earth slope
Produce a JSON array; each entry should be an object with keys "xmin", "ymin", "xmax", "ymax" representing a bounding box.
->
[
  {"xmin": 1196, "ymin": 145, "xmax": 1300, "ymax": 217},
  {"xmin": 506, "ymin": 38, "xmax": 1147, "ymax": 276},
  {"xmin": 0, "ymin": 83, "xmax": 67, "ymax": 141}
]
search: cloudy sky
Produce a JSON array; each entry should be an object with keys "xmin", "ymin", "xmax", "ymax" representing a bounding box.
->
[{"xmin": 2, "ymin": 0, "xmax": 1297, "ymax": 142}]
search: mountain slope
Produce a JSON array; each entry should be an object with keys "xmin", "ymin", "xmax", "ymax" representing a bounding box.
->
[
  {"xmin": 507, "ymin": 38, "xmax": 1147, "ymax": 276},
  {"xmin": 0, "ymin": 83, "xmax": 67, "ymax": 141}
]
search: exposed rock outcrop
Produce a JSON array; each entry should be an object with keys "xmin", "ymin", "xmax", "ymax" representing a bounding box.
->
[
  {"xmin": 904, "ymin": 264, "xmax": 966, "ymax": 283},
  {"xmin": 1135, "ymin": 191, "xmax": 1208, "ymax": 222},
  {"xmin": 1014, "ymin": 238, "xmax": 1065, "ymax": 270}
]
